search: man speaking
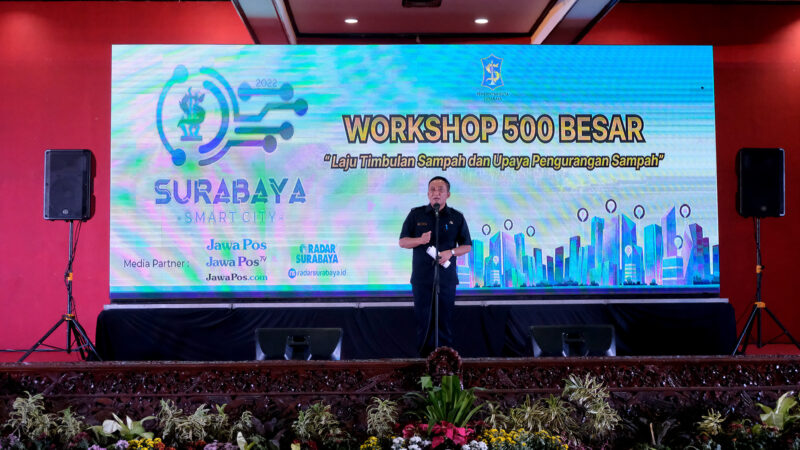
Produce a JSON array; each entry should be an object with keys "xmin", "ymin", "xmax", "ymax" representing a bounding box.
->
[{"xmin": 399, "ymin": 176, "xmax": 472, "ymax": 356}]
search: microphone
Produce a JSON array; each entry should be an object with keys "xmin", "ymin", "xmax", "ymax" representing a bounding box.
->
[{"xmin": 429, "ymin": 202, "xmax": 448, "ymax": 267}]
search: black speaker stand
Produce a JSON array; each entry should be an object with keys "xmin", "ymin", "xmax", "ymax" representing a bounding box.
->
[
  {"xmin": 19, "ymin": 221, "xmax": 101, "ymax": 362},
  {"xmin": 732, "ymin": 218, "xmax": 800, "ymax": 355}
]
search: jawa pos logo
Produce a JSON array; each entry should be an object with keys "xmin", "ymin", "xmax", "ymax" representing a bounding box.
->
[{"xmin": 156, "ymin": 65, "xmax": 308, "ymax": 166}]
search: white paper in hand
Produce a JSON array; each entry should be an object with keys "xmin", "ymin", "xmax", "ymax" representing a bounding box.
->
[{"xmin": 427, "ymin": 246, "xmax": 451, "ymax": 268}]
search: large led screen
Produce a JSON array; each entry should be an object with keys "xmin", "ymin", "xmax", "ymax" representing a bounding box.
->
[{"xmin": 110, "ymin": 45, "xmax": 719, "ymax": 299}]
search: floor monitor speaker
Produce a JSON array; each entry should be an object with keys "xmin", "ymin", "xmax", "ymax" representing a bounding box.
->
[
  {"xmin": 255, "ymin": 328, "xmax": 343, "ymax": 360},
  {"xmin": 530, "ymin": 324, "xmax": 616, "ymax": 357}
]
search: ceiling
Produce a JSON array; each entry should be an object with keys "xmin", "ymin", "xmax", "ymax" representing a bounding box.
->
[{"xmin": 231, "ymin": 0, "xmax": 620, "ymax": 45}]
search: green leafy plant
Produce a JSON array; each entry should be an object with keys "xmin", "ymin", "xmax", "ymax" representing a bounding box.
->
[
  {"xmin": 697, "ymin": 409, "xmax": 726, "ymax": 436},
  {"xmin": 536, "ymin": 394, "xmax": 576, "ymax": 437},
  {"xmin": 204, "ymin": 410, "xmax": 272, "ymax": 450},
  {"xmin": 758, "ymin": 391, "xmax": 798, "ymax": 430},
  {"xmin": 506, "ymin": 395, "xmax": 554, "ymax": 432},
  {"xmin": 175, "ymin": 403, "xmax": 213, "ymax": 443},
  {"xmin": 156, "ymin": 398, "xmax": 184, "ymax": 445},
  {"xmin": 482, "ymin": 400, "xmax": 510, "ymax": 430},
  {"xmin": 54, "ymin": 407, "xmax": 86, "ymax": 445},
  {"xmin": 686, "ymin": 418, "xmax": 800, "ymax": 450},
  {"xmin": 157, "ymin": 400, "xmax": 234, "ymax": 445},
  {"xmin": 292, "ymin": 401, "xmax": 351, "ymax": 448},
  {"xmin": 5, "ymin": 391, "xmax": 55, "ymax": 440},
  {"xmin": 411, "ymin": 375, "xmax": 483, "ymax": 428},
  {"xmin": 366, "ymin": 397, "xmax": 399, "ymax": 438},
  {"xmin": 637, "ymin": 418, "xmax": 677, "ymax": 449},
  {"xmin": 563, "ymin": 373, "xmax": 620, "ymax": 440},
  {"xmin": 207, "ymin": 404, "xmax": 231, "ymax": 441},
  {"xmin": 229, "ymin": 409, "xmax": 255, "ymax": 442},
  {"xmin": 235, "ymin": 431, "xmax": 257, "ymax": 450},
  {"xmin": 88, "ymin": 413, "xmax": 155, "ymax": 442},
  {"xmin": 486, "ymin": 374, "xmax": 620, "ymax": 445}
]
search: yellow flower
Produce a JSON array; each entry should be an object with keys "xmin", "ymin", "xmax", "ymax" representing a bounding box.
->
[{"xmin": 359, "ymin": 436, "xmax": 381, "ymax": 450}]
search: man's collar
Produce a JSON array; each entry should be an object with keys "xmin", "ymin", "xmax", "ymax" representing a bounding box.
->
[{"xmin": 425, "ymin": 203, "xmax": 448, "ymax": 214}]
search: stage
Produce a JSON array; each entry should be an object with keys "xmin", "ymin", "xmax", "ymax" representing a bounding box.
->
[
  {"xmin": 3, "ymin": 303, "xmax": 792, "ymax": 448},
  {"xmin": 96, "ymin": 298, "xmax": 736, "ymax": 360}
]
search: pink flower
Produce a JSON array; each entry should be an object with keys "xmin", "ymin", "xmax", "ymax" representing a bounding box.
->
[
  {"xmin": 452, "ymin": 426, "xmax": 468, "ymax": 445},
  {"xmin": 430, "ymin": 421, "xmax": 471, "ymax": 447}
]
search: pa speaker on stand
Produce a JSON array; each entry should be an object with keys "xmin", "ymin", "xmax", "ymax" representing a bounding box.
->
[
  {"xmin": 19, "ymin": 150, "xmax": 100, "ymax": 361},
  {"xmin": 736, "ymin": 147, "xmax": 785, "ymax": 218},
  {"xmin": 732, "ymin": 147, "xmax": 800, "ymax": 354},
  {"xmin": 44, "ymin": 149, "xmax": 95, "ymax": 221}
]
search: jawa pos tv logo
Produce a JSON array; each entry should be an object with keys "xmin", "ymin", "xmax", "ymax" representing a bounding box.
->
[{"xmin": 156, "ymin": 65, "xmax": 308, "ymax": 166}]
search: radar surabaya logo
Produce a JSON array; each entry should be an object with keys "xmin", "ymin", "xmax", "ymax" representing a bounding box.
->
[
  {"xmin": 156, "ymin": 65, "xmax": 308, "ymax": 166},
  {"xmin": 297, "ymin": 243, "xmax": 339, "ymax": 264}
]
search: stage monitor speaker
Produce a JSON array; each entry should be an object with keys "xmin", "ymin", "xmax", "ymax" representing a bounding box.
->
[
  {"xmin": 44, "ymin": 149, "xmax": 94, "ymax": 220},
  {"xmin": 530, "ymin": 324, "xmax": 616, "ymax": 357},
  {"xmin": 736, "ymin": 147, "xmax": 785, "ymax": 218},
  {"xmin": 255, "ymin": 328, "xmax": 343, "ymax": 360}
]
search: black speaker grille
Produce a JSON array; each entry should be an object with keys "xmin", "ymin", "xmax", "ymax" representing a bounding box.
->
[
  {"xmin": 737, "ymin": 148, "xmax": 785, "ymax": 218},
  {"xmin": 44, "ymin": 149, "xmax": 93, "ymax": 220}
]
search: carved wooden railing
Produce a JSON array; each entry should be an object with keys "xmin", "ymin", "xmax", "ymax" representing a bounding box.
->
[{"xmin": 1, "ymin": 352, "xmax": 798, "ymax": 439}]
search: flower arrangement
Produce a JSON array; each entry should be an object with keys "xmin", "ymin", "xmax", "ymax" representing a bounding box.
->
[
  {"xmin": 480, "ymin": 429, "xmax": 567, "ymax": 450},
  {"xmin": 291, "ymin": 402, "xmax": 352, "ymax": 449},
  {"xmin": 2, "ymin": 374, "xmax": 800, "ymax": 449},
  {"xmin": 428, "ymin": 421, "xmax": 475, "ymax": 448},
  {"xmin": 127, "ymin": 437, "xmax": 171, "ymax": 449},
  {"xmin": 406, "ymin": 375, "xmax": 483, "ymax": 429},
  {"xmin": 359, "ymin": 436, "xmax": 381, "ymax": 450},
  {"xmin": 390, "ymin": 434, "xmax": 431, "ymax": 450},
  {"xmin": 686, "ymin": 398, "xmax": 800, "ymax": 450}
]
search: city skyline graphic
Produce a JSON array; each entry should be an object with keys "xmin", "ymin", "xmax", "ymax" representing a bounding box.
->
[{"xmin": 457, "ymin": 206, "xmax": 719, "ymax": 289}]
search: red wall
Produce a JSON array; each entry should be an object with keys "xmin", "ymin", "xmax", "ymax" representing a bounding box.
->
[
  {"xmin": 582, "ymin": 3, "xmax": 800, "ymax": 345},
  {"xmin": 0, "ymin": 1, "xmax": 253, "ymax": 361},
  {"xmin": 0, "ymin": 2, "xmax": 797, "ymax": 361}
]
